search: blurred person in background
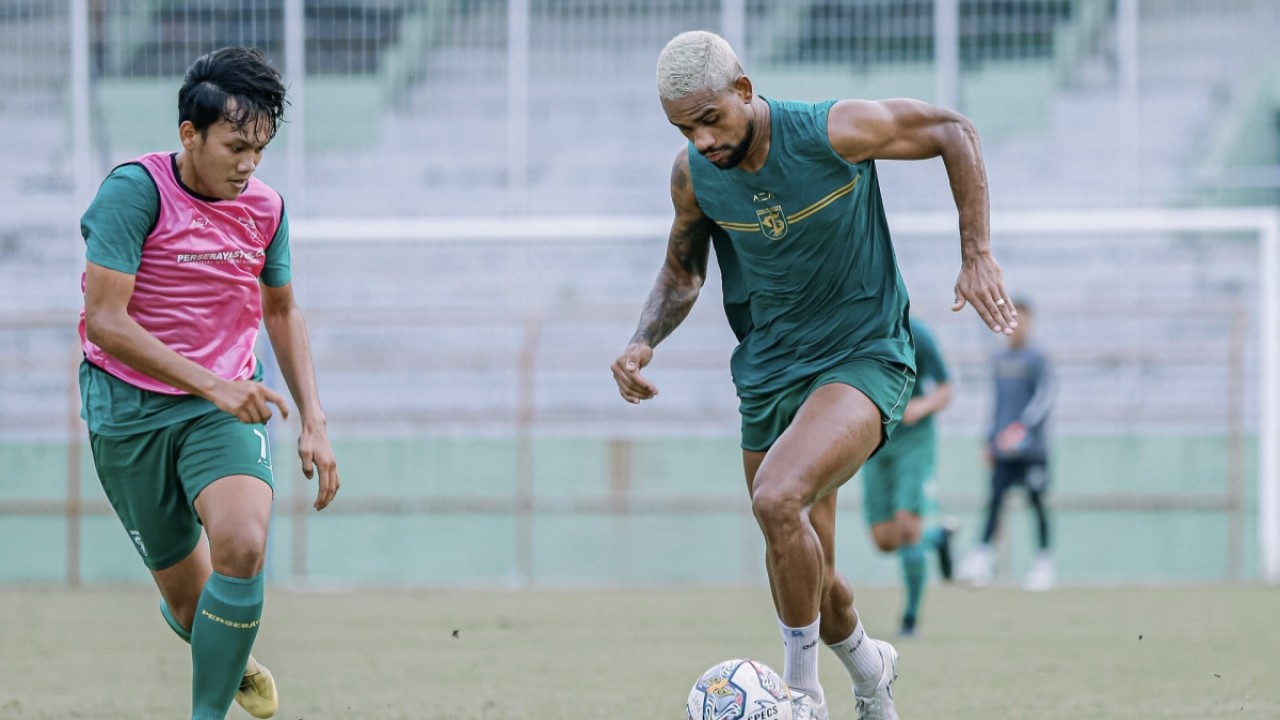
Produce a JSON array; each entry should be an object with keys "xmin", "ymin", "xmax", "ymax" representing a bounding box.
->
[
  {"xmin": 78, "ymin": 47, "xmax": 339, "ymax": 720},
  {"xmin": 857, "ymin": 316, "xmax": 956, "ymax": 637},
  {"xmin": 956, "ymin": 297, "xmax": 1055, "ymax": 590},
  {"xmin": 611, "ymin": 30, "xmax": 1016, "ymax": 720}
]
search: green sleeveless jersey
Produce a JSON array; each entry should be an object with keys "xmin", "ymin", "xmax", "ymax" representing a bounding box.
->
[{"xmin": 689, "ymin": 97, "xmax": 915, "ymax": 398}]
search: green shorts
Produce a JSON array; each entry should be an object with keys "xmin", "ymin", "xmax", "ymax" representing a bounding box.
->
[
  {"xmin": 89, "ymin": 409, "xmax": 275, "ymax": 571},
  {"xmin": 739, "ymin": 356, "xmax": 916, "ymax": 453},
  {"xmin": 860, "ymin": 423, "xmax": 936, "ymax": 526}
]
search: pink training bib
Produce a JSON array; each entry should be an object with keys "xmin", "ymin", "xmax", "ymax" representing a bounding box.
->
[{"xmin": 79, "ymin": 152, "xmax": 283, "ymax": 395}]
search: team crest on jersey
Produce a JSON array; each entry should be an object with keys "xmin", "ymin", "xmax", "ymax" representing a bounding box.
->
[
  {"xmin": 236, "ymin": 214, "xmax": 262, "ymax": 242},
  {"xmin": 755, "ymin": 205, "xmax": 788, "ymax": 240}
]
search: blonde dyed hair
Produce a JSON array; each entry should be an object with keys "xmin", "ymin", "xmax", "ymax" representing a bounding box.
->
[{"xmin": 656, "ymin": 30, "xmax": 742, "ymax": 101}]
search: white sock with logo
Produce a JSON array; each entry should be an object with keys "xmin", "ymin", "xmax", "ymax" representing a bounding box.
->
[
  {"xmin": 828, "ymin": 620, "xmax": 885, "ymax": 695},
  {"xmin": 778, "ymin": 616, "xmax": 823, "ymax": 701}
]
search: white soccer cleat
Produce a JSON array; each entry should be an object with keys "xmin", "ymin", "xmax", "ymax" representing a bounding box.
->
[
  {"xmin": 956, "ymin": 545, "xmax": 994, "ymax": 587},
  {"xmin": 853, "ymin": 640, "xmax": 899, "ymax": 720},
  {"xmin": 789, "ymin": 687, "xmax": 829, "ymax": 720},
  {"xmin": 1023, "ymin": 552, "xmax": 1056, "ymax": 592},
  {"xmin": 235, "ymin": 655, "xmax": 278, "ymax": 718}
]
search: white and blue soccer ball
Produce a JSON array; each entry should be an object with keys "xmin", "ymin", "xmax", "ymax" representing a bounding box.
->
[{"xmin": 686, "ymin": 658, "xmax": 793, "ymax": 720}]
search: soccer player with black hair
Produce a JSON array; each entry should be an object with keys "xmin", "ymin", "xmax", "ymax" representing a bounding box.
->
[{"xmin": 79, "ymin": 47, "xmax": 339, "ymax": 719}]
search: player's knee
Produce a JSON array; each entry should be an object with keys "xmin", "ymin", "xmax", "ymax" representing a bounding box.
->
[
  {"xmin": 870, "ymin": 521, "xmax": 907, "ymax": 552},
  {"xmin": 208, "ymin": 528, "xmax": 268, "ymax": 577},
  {"xmin": 872, "ymin": 532, "xmax": 899, "ymax": 553},
  {"xmin": 750, "ymin": 481, "xmax": 806, "ymax": 533}
]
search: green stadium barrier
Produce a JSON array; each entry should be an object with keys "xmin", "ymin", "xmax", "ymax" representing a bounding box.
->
[{"xmin": 0, "ymin": 433, "xmax": 1262, "ymax": 586}]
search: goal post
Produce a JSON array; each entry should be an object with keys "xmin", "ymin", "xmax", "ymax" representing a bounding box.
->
[
  {"xmin": 291, "ymin": 207, "xmax": 1280, "ymax": 584},
  {"xmin": 881, "ymin": 207, "xmax": 1279, "ymax": 583}
]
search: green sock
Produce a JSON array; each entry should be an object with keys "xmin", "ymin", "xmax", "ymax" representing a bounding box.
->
[
  {"xmin": 160, "ymin": 597, "xmax": 192, "ymax": 643},
  {"xmin": 899, "ymin": 542, "xmax": 927, "ymax": 625},
  {"xmin": 190, "ymin": 571, "xmax": 264, "ymax": 720}
]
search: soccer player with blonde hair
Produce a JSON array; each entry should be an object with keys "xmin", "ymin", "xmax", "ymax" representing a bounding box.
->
[{"xmin": 613, "ymin": 30, "xmax": 1015, "ymax": 720}]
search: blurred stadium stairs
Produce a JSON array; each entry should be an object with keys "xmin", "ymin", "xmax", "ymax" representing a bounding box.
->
[{"xmin": 2, "ymin": 1, "xmax": 1278, "ymax": 436}]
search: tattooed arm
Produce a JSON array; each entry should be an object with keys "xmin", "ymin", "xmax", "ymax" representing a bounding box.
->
[{"xmin": 611, "ymin": 147, "xmax": 714, "ymax": 404}]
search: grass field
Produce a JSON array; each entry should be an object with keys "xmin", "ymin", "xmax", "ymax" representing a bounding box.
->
[{"xmin": 2, "ymin": 583, "xmax": 1277, "ymax": 719}]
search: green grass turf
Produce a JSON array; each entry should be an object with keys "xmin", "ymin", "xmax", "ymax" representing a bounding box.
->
[{"xmin": 1, "ymin": 584, "xmax": 1277, "ymax": 719}]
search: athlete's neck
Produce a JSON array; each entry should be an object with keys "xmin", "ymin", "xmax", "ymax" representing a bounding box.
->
[
  {"xmin": 172, "ymin": 151, "xmax": 223, "ymax": 202},
  {"xmin": 737, "ymin": 97, "xmax": 772, "ymax": 174}
]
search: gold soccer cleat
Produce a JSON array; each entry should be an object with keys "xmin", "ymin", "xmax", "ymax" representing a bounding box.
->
[{"xmin": 235, "ymin": 655, "xmax": 278, "ymax": 718}]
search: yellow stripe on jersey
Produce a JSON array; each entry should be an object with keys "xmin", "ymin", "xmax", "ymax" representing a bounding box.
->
[
  {"xmin": 786, "ymin": 176, "xmax": 860, "ymax": 223},
  {"xmin": 713, "ymin": 176, "xmax": 860, "ymax": 232}
]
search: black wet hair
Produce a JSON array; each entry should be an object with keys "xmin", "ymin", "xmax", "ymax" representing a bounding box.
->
[{"xmin": 178, "ymin": 47, "xmax": 287, "ymax": 140}]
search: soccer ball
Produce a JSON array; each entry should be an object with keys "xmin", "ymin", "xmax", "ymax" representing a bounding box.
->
[{"xmin": 686, "ymin": 658, "xmax": 793, "ymax": 720}]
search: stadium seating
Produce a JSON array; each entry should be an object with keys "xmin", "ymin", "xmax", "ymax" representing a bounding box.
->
[{"xmin": 1, "ymin": 0, "xmax": 1277, "ymax": 437}]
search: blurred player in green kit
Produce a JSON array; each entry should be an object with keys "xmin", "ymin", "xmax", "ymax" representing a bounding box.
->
[{"xmin": 858, "ymin": 317, "xmax": 954, "ymax": 636}]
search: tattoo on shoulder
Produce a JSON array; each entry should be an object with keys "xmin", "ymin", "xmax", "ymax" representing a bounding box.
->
[{"xmin": 671, "ymin": 152, "xmax": 690, "ymax": 191}]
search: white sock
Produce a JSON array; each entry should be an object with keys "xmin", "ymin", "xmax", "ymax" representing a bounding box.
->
[
  {"xmin": 778, "ymin": 616, "xmax": 823, "ymax": 700},
  {"xmin": 827, "ymin": 620, "xmax": 884, "ymax": 695}
]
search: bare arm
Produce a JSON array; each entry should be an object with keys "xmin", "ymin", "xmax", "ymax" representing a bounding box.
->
[
  {"xmin": 82, "ymin": 260, "xmax": 289, "ymax": 423},
  {"xmin": 611, "ymin": 148, "xmax": 714, "ymax": 403},
  {"xmin": 632, "ymin": 148, "xmax": 713, "ymax": 347},
  {"xmin": 827, "ymin": 99, "xmax": 1016, "ymax": 334},
  {"xmin": 261, "ymin": 281, "xmax": 339, "ymax": 510}
]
